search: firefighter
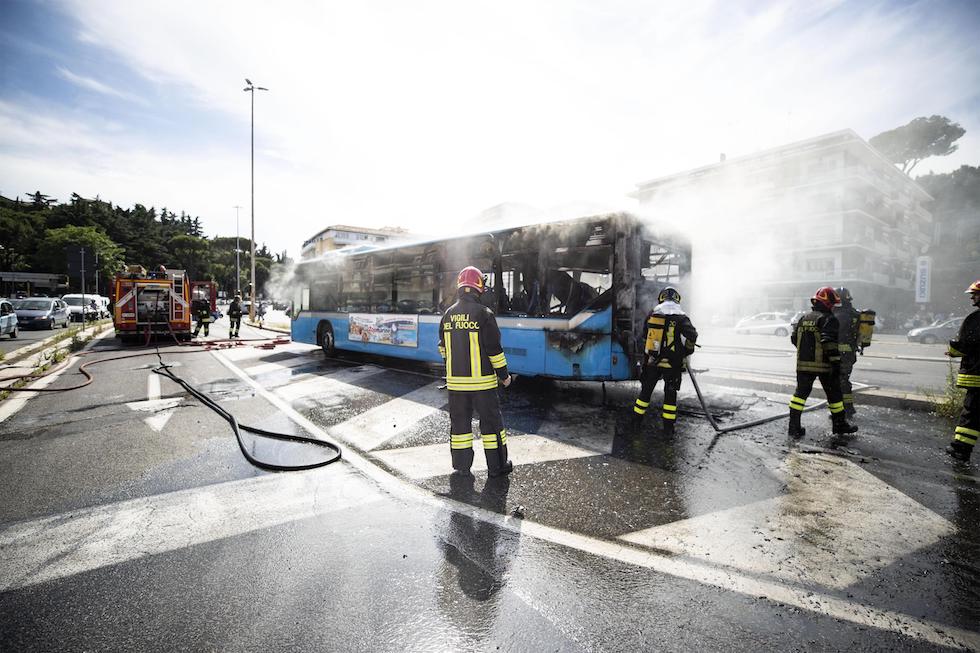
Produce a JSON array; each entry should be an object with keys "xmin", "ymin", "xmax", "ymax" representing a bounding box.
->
[
  {"xmin": 833, "ymin": 287, "xmax": 862, "ymax": 417},
  {"xmin": 946, "ymin": 279, "xmax": 980, "ymax": 462},
  {"xmin": 228, "ymin": 292, "xmax": 243, "ymax": 338},
  {"xmin": 788, "ymin": 287, "xmax": 857, "ymax": 437},
  {"xmin": 438, "ymin": 266, "xmax": 514, "ymax": 477},
  {"xmin": 191, "ymin": 299, "xmax": 212, "ymax": 338},
  {"xmin": 631, "ymin": 286, "xmax": 698, "ymax": 435}
]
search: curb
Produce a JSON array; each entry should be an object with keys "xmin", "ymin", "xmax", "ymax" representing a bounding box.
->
[
  {"xmin": 0, "ymin": 320, "xmax": 112, "ymax": 365},
  {"xmin": 696, "ymin": 372, "xmax": 935, "ymax": 412},
  {"xmin": 245, "ymin": 321, "xmax": 291, "ymax": 335}
]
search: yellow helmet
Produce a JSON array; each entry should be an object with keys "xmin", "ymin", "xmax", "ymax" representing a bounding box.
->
[{"xmin": 965, "ymin": 280, "xmax": 980, "ymax": 294}]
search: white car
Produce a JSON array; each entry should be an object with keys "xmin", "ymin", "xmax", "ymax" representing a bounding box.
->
[
  {"xmin": 734, "ymin": 311, "xmax": 794, "ymax": 336},
  {"xmin": 0, "ymin": 299, "xmax": 19, "ymax": 339},
  {"xmin": 61, "ymin": 294, "xmax": 101, "ymax": 322}
]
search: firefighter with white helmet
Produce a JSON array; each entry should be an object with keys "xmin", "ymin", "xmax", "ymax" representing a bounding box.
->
[{"xmin": 630, "ymin": 286, "xmax": 698, "ymax": 435}]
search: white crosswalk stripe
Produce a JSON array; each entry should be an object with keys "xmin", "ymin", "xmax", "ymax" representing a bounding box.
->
[
  {"xmin": 243, "ymin": 356, "xmax": 322, "ymax": 377},
  {"xmin": 373, "ymin": 432, "xmax": 603, "ymax": 479},
  {"xmin": 618, "ymin": 452, "xmax": 955, "ymax": 590},
  {"xmin": 0, "ymin": 466, "xmax": 384, "ymax": 593},
  {"xmin": 329, "ymin": 381, "xmax": 447, "ymax": 451},
  {"xmin": 274, "ymin": 366, "xmax": 385, "ymax": 402}
]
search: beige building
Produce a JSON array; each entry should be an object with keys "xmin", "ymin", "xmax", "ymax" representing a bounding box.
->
[
  {"xmin": 301, "ymin": 225, "xmax": 410, "ymax": 260},
  {"xmin": 631, "ymin": 129, "xmax": 933, "ymax": 321}
]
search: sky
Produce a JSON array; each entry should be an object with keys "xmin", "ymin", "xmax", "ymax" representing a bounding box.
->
[{"xmin": 1, "ymin": 0, "xmax": 978, "ymax": 258}]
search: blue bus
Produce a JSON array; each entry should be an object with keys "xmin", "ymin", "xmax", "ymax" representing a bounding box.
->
[{"xmin": 290, "ymin": 213, "xmax": 689, "ymax": 381}]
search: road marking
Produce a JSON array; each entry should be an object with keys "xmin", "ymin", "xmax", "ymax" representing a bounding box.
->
[
  {"xmin": 244, "ymin": 356, "xmax": 320, "ymax": 377},
  {"xmin": 373, "ymin": 432, "xmax": 602, "ymax": 479},
  {"xmin": 212, "ymin": 350, "xmax": 980, "ymax": 651},
  {"xmin": 329, "ymin": 380, "xmax": 446, "ymax": 451},
  {"xmin": 274, "ymin": 365, "xmax": 385, "ymax": 402},
  {"xmin": 619, "ymin": 452, "xmax": 955, "ymax": 590},
  {"xmin": 0, "ymin": 466, "xmax": 384, "ymax": 593},
  {"xmin": 147, "ymin": 373, "xmax": 160, "ymax": 401}
]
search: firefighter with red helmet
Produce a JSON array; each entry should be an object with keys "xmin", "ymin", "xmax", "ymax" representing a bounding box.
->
[
  {"xmin": 833, "ymin": 287, "xmax": 862, "ymax": 417},
  {"xmin": 946, "ymin": 279, "xmax": 980, "ymax": 462},
  {"xmin": 438, "ymin": 266, "xmax": 514, "ymax": 477},
  {"xmin": 788, "ymin": 286, "xmax": 858, "ymax": 437},
  {"xmin": 631, "ymin": 286, "xmax": 698, "ymax": 435}
]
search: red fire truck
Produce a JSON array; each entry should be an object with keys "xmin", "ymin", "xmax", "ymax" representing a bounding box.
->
[{"xmin": 112, "ymin": 266, "xmax": 216, "ymax": 342}]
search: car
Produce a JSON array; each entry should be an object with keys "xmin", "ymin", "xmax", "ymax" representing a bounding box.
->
[
  {"xmin": 907, "ymin": 317, "xmax": 963, "ymax": 344},
  {"xmin": 734, "ymin": 311, "xmax": 794, "ymax": 336},
  {"xmin": 61, "ymin": 294, "xmax": 101, "ymax": 322},
  {"xmin": 0, "ymin": 299, "xmax": 18, "ymax": 339},
  {"xmin": 11, "ymin": 297, "xmax": 71, "ymax": 330}
]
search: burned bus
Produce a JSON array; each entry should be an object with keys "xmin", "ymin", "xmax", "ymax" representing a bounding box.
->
[{"xmin": 290, "ymin": 213, "xmax": 689, "ymax": 381}]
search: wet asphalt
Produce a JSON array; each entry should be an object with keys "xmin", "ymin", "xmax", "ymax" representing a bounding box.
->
[{"xmin": 0, "ymin": 320, "xmax": 977, "ymax": 652}]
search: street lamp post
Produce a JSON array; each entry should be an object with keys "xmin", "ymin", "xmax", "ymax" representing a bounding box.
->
[
  {"xmin": 243, "ymin": 78, "xmax": 268, "ymax": 322},
  {"xmin": 233, "ymin": 205, "xmax": 242, "ymax": 295}
]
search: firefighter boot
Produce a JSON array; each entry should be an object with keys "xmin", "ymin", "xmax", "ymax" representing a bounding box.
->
[
  {"xmin": 844, "ymin": 402, "xmax": 857, "ymax": 418},
  {"xmin": 662, "ymin": 418, "xmax": 675, "ymax": 436},
  {"xmin": 451, "ymin": 446, "xmax": 474, "ymax": 474},
  {"xmin": 788, "ymin": 410, "xmax": 806, "ymax": 437},
  {"xmin": 831, "ymin": 412, "xmax": 858, "ymax": 435},
  {"xmin": 946, "ymin": 442, "xmax": 972, "ymax": 462}
]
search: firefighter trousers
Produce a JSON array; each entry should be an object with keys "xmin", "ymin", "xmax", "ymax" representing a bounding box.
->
[
  {"xmin": 632, "ymin": 365, "xmax": 682, "ymax": 424},
  {"xmin": 193, "ymin": 320, "xmax": 210, "ymax": 337},
  {"xmin": 951, "ymin": 387, "xmax": 979, "ymax": 455},
  {"xmin": 229, "ymin": 316, "xmax": 241, "ymax": 336},
  {"xmin": 839, "ymin": 353, "xmax": 856, "ymax": 411},
  {"xmin": 789, "ymin": 371, "xmax": 845, "ymax": 416},
  {"xmin": 448, "ymin": 388, "xmax": 510, "ymax": 475}
]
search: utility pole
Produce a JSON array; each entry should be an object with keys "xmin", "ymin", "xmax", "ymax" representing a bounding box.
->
[
  {"xmin": 80, "ymin": 247, "xmax": 86, "ymax": 325},
  {"xmin": 243, "ymin": 78, "xmax": 268, "ymax": 322},
  {"xmin": 233, "ymin": 205, "xmax": 242, "ymax": 295}
]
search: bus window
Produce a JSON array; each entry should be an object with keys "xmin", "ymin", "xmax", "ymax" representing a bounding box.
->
[
  {"xmin": 544, "ymin": 245, "xmax": 611, "ymax": 316},
  {"xmin": 310, "ymin": 274, "xmax": 341, "ymax": 311},
  {"xmin": 342, "ymin": 256, "xmax": 371, "ymax": 312},
  {"xmin": 393, "ymin": 246, "xmax": 438, "ymax": 314},
  {"xmin": 369, "ymin": 253, "xmax": 395, "ymax": 313}
]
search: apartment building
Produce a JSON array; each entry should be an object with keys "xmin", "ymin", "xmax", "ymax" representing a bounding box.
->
[
  {"xmin": 631, "ymin": 130, "xmax": 933, "ymax": 319},
  {"xmin": 301, "ymin": 225, "xmax": 409, "ymax": 260}
]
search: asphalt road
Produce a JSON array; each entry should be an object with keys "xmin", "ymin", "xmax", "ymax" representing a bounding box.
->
[
  {"xmin": 695, "ymin": 327, "xmax": 952, "ymax": 394},
  {"xmin": 1, "ymin": 318, "xmax": 977, "ymax": 651},
  {"xmin": 0, "ymin": 320, "xmax": 70, "ymax": 357}
]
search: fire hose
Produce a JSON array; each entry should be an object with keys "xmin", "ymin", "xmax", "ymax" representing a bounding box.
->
[{"xmin": 0, "ymin": 322, "xmax": 341, "ymax": 471}]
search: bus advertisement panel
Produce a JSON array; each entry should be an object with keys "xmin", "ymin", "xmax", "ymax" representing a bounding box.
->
[{"xmin": 349, "ymin": 313, "xmax": 418, "ymax": 347}]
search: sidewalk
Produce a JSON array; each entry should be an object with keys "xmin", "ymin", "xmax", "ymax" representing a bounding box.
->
[{"xmin": 0, "ymin": 323, "xmax": 114, "ymax": 386}]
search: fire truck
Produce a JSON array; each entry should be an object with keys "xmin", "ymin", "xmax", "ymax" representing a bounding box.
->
[{"xmin": 112, "ymin": 265, "xmax": 216, "ymax": 342}]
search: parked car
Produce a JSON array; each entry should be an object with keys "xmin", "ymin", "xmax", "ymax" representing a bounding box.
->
[
  {"xmin": 93, "ymin": 295, "xmax": 111, "ymax": 318},
  {"xmin": 0, "ymin": 299, "xmax": 18, "ymax": 339},
  {"xmin": 11, "ymin": 297, "xmax": 70, "ymax": 330},
  {"xmin": 734, "ymin": 311, "xmax": 794, "ymax": 336},
  {"xmin": 61, "ymin": 294, "xmax": 101, "ymax": 322},
  {"xmin": 907, "ymin": 317, "xmax": 964, "ymax": 344}
]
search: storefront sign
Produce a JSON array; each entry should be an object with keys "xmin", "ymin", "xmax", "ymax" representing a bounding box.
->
[{"xmin": 915, "ymin": 256, "xmax": 931, "ymax": 303}]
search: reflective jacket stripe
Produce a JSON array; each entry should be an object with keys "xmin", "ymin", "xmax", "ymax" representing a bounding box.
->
[
  {"xmin": 957, "ymin": 373, "xmax": 980, "ymax": 388},
  {"xmin": 469, "ymin": 332, "xmax": 481, "ymax": 380}
]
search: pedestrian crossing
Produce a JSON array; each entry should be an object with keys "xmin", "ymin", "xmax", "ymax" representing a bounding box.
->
[{"xmin": 216, "ymin": 346, "xmax": 961, "ymax": 595}]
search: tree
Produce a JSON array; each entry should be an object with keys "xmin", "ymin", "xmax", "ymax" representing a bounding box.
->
[
  {"xmin": 35, "ymin": 225, "xmax": 124, "ymax": 287},
  {"xmin": 870, "ymin": 115, "xmax": 965, "ymax": 175}
]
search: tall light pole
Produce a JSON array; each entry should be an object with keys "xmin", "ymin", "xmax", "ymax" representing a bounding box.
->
[
  {"xmin": 233, "ymin": 205, "xmax": 242, "ymax": 295},
  {"xmin": 243, "ymin": 78, "xmax": 268, "ymax": 321}
]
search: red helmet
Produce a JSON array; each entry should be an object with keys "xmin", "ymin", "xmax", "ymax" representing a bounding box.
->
[
  {"xmin": 811, "ymin": 286, "xmax": 840, "ymax": 311},
  {"xmin": 457, "ymin": 266, "xmax": 485, "ymax": 293}
]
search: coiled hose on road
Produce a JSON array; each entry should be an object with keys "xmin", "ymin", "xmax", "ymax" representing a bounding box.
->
[{"xmin": 0, "ymin": 322, "xmax": 342, "ymax": 471}]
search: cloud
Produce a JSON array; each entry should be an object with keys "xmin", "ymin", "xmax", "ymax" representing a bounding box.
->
[
  {"xmin": 4, "ymin": 0, "xmax": 977, "ymax": 259},
  {"xmin": 56, "ymin": 66, "xmax": 149, "ymax": 106}
]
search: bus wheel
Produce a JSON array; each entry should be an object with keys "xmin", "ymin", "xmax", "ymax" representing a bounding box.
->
[{"xmin": 318, "ymin": 322, "xmax": 335, "ymax": 356}]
